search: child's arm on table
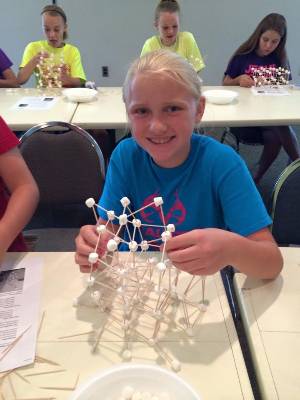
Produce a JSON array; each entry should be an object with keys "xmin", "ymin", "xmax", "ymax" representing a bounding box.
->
[
  {"xmin": 75, "ymin": 219, "xmax": 119, "ymax": 273},
  {"xmin": 165, "ymin": 227, "xmax": 283, "ymax": 279},
  {"xmin": 0, "ymin": 148, "xmax": 39, "ymax": 261},
  {"xmin": 223, "ymin": 74, "xmax": 254, "ymax": 88},
  {"xmin": 0, "ymin": 68, "xmax": 19, "ymax": 88}
]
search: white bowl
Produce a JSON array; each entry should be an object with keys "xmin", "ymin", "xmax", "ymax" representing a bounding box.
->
[
  {"xmin": 63, "ymin": 88, "xmax": 98, "ymax": 103},
  {"xmin": 203, "ymin": 89, "xmax": 238, "ymax": 105},
  {"xmin": 69, "ymin": 363, "xmax": 201, "ymax": 400}
]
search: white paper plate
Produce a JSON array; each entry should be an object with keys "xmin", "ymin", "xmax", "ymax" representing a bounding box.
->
[
  {"xmin": 69, "ymin": 363, "xmax": 201, "ymax": 400},
  {"xmin": 203, "ymin": 89, "xmax": 238, "ymax": 105},
  {"xmin": 62, "ymin": 88, "xmax": 98, "ymax": 103}
]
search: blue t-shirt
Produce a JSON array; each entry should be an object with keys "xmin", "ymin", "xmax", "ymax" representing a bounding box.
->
[
  {"xmin": 224, "ymin": 51, "xmax": 280, "ymax": 78},
  {"xmin": 98, "ymin": 135, "xmax": 271, "ymax": 249}
]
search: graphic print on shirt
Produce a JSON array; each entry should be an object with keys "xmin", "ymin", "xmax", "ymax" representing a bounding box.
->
[
  {"xmin": 140, "ymin": 191, "xmax": 187, "ymax": 239},
  {"xmin": 245, "ymin": 63, "xmax": 277, "ymax": 75}
]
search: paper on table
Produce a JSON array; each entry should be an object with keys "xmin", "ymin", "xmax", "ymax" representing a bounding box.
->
[
  {"xmin": 251, "ymin": 86, "xmax": 289, "ymax": 96},
  {"xmin": 0, "ymin": 255, "xmax": 42, "ymax": 372},
  {"xmin": 12, "ymin": 96, "xmax": 58, "ymax": 110}
]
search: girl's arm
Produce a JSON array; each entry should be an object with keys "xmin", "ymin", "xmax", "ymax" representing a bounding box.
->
[
  {"xmin": 0, "ymin": 68, "xmax": 19, "ymax": 88},
  {"xmin": 0, "ymin": 148, "xmax": 39, "ymax": 260},
  {"xmin": 17, "ymin": 52, "xmax": 46, "ymax": 85},
  {"xmin": 223, "ymin": 74, "xmax": 254, "ymax": 87},
  {"xmin": 75, "ymin": 219, "xmax": 119, "ymax": 272},
  {"xmin": 165, "ymin": 227, "xmax": 283, "ymax": 279}
]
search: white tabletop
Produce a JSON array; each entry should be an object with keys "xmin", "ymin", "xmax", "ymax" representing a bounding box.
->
[
  {"xmin": 71, "ymin": 86, "xmax": 300, "ymax": 129},
  {"xmin": 0, "ymin": 88, "xmax": 78, "ymax": 131},
  {"xmin": 233, "ymin": 247, "xmax": 300, "ymax": 399},
  {"xmin": 1, "ymin": 252, "xmax": 253, "ymax": 400}
]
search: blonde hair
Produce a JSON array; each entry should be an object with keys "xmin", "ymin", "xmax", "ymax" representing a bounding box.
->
[{"xmin": 123, "ymin": 49, "xmax": 202, "ymax": 104}]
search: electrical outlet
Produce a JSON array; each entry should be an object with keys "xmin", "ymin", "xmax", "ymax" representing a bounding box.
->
[{"xmin": 102, "ymin": 66, "xmax": 109, "ymax": 77}]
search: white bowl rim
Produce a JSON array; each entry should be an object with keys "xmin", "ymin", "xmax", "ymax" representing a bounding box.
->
[
  {"xmin": 62, "ymin": 88, "xmax": 98, "ymax": 97},
  {"xmin": 202, "ymin": 89, "xmax": 238, "ymax": 98},
  {"xmin": 69, "ymin": 363, "xmax": 201, "ymax": 400}
]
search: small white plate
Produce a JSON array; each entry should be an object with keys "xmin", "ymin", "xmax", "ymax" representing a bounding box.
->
[
  {"xmin": 69, "ymin": 363, "xmax": 201, "ymax": 400},
  {"xmin": 62, "ymin": 88, "xmax": 98, "ymax": 103},
  {"xmin": 203, "ymin": 89, "xmax": 238, "ymax": 105}
]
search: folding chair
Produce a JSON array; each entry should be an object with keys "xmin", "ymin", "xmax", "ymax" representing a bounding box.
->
[
  {"xmin": 19, "ymin": 121, "xmax": 105, "ymax": 251},
  {"xmin": 270, "ymin": 158, "xmax": 300, "ymax": 245}
]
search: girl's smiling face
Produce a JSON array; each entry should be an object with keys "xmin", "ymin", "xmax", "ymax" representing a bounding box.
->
[
  {"xmin": 155, "ymin": 11, "xmax": 180, "ymax": 46},
  {"xmin": 43, "ymin": 13, "xmax": 67, "ymax": 48},
  {"xmin": 126, "ymin": 72, "xmax": 204, "ymax": 168}
]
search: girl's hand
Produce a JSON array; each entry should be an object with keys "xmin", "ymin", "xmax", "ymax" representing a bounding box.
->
[
  {"xmin": 164, "ymin": 228, "xmax": 232, "ymax": 275},
  {"xmin": 60, "ymin": 64, "xmax": 73, "ymax": 86},
  {"xmin": 75, "ymin": 225, "xmax": 109, "ymax": 273},
  {"xmin": 239, "ymin": 74, "xmax": 254, "ymax": 88},
  {"xmin": 33, "ymin": 51, "xmax": 49, "ymax": 66}
]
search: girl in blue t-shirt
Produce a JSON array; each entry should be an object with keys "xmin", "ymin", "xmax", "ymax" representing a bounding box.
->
[
  {"xmin": 223, "ymin": 13, "xmax": 300, "ymax": 184},
  {"xmin": 75, "ymin": 50, "xmax": 282, "ymax": 280}
]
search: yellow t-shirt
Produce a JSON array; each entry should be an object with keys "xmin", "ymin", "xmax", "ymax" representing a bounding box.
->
[
  {"xmin": 140, "ymin": 32, "xmax": 205, "ymax": 72},
  {"xmin": 20, "ymin": 40, "xmax": 86, "ymax": 87}
]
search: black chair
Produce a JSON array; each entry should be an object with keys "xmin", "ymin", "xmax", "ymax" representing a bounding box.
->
[
  {"xmin": 19, "ymin": 121, "xmax": 105, "ymax": 251},
  {"xmin": 270, "ymin": 158, "xmax": 300, "ymax": 245},
  {"xmin": 220, "ymin": 127, "xmax": 262, "ymax": 153}
]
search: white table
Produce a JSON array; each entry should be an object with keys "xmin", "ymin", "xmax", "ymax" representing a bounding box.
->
[
  {"xmin": 0, "ymin": 88, "xmax": 78, "ymax": 131},
  {"xmin": 71, "ymin": 86, "xmax": 300, "ymax": 129},
  {"xmin": 233, "ymin": 247, "xmax": 300, "ymax": 399},
  {"xmin": 0, "ymin": 252, "xmax": 254, "ymax": 399}
]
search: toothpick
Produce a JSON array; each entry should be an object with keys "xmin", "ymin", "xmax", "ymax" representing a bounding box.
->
[
  {"xmin": 57, "ymin": 330, "xmax": 94, "ymax": 339},
  {"xmin": 24, "ymin": 369, "xmax": 66, "ymax": 377},
  {"xmin": 34, "ymin": 355, "xmax": 60, "ymax": 366},
  {"xmin": 0, "ymin": 326, "xmax": 31, "ymax": 362},
  {"xmin": 8, "ymin": 375, "xmax": 16, "ymax": 399},
  {"xmin": 13, "ymin": 371, "xmax": 31, "ymax": 384},
  {"xmin": 37, "ymin": 311, "xmax": 46, "ymax": 338}
]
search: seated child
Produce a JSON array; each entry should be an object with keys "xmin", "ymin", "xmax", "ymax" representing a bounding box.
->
[
  {"xmin": 75, "ymin": 49, "xmax": 283, "ymax": 279},
  {"xmin": 18, "ymin": 4, "xmax": 86, "ymax": 88},
  {"xmin": 0, "ymin": 117, "xmax": 39, "ymax": 263},
  {"xmin": 223, "ymin": 13, "xmax": 300, "ymax": 183},
  {"xmin": 0, "ymin": 48, "xmax": 18, "ymax": 87},
  {"xmin": 141, "ymin": 0, "xmax": 205, "ymax": 73}
]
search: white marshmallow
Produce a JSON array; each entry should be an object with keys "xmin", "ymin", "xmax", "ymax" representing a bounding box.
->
[
  {"xmin": 119, "ymin": 214, "xmax": 128, "ymax": 225},
  {"xmin": 167, "ymin": 223, "xmax": 175, "ymax": 232},
  {"xmin": 88, "ymin": 252, "xmax": 98, "ymax": 264},
  {"xmin": 86, "ymin": 276, "xmax": 95, "ymax": 287},
  {"xmin": 85, "ymin": 198, "xmax": 95, "ymax": 208},
  {"xmin": 107, "ymin": 239, "xmax": 118, "ymax": 252},
  {"xmin": 161, "ymin": 231, "xmax": 171, "ymax": 242},
  {"xmin": 107, "ymin": 210, "xmax": 115, "ymax": 220},
  {"xmin": 129, "ymin": 240, "xmax": 138, "ymax": 252},
  {"xmin": 156, "ymin": 262, "xmax": 166, "ymax": 271},
  {"xmin": 154, "ymin": 197, "xmax": 163, "ymax": 207},
  {"xmin": 140, "ymin": 240, "xmax": 149, "ymax": 251},
  {"xmin": 120, "ymin": 197, "xmax": 131, "ymax": 207},
  {"xmin": 132, "ymin": 218, "xmax": 141, "ymax": 228},
  {"xmin": 171, "ymin": 359, "xmax": 181, "ymax": 372},
  {"xmin": 96, "ymin": 224, "xmax": 106, "ymax": 233}
]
